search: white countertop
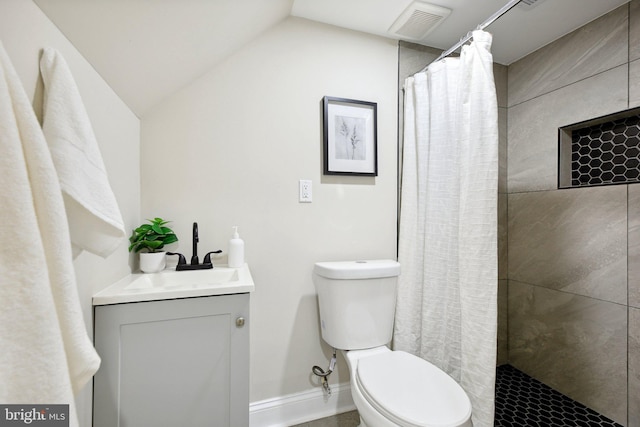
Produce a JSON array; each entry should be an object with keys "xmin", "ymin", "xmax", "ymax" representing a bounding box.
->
[{"xmin": 93, "ymin": 263, "xmax": 255, "ymax": 305}]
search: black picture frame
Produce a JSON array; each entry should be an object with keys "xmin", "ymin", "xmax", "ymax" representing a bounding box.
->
[{"xmin": 322, "ymin": 96, "xmax": 378, "ymax": 176}]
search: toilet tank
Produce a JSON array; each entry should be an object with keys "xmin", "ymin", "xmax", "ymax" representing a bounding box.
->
[{"xmin": 313, "ymin": 260, "xmax": 401, "ymax": 350}]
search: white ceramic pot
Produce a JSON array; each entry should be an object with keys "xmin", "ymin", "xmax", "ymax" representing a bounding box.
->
[{"xmin": 139, "ymin": 251, "xmax": 166, "ymax": 273}]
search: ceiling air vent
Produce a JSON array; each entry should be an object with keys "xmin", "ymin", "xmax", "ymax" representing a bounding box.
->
[{"xmin": 389, "ymin": 1, "xmax": 451, "ymax": 41}]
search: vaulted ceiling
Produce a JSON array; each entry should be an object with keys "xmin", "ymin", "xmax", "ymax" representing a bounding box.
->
[{"xmin": 34, "ymin": 0, "xmax": 630, "ymax": 116}]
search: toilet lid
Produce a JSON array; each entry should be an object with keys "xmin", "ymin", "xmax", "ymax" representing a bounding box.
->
[{"xmin": 356, "ymin": 351, "xmax": 472, "ymax": 427}]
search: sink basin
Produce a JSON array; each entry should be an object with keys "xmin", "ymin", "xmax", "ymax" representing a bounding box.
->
[
  {"xmin": 93, "ymin": 264, "xmax": 254, "ymax": 305},
  {"xmin": 124, "ymin": 268, "xmax": 239, "ymax": 290}
]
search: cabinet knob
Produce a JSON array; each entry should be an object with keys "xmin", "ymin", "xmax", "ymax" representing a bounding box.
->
[{"xmin": 236, "ymin": 317, "xmax": 245, "ymax": 327}]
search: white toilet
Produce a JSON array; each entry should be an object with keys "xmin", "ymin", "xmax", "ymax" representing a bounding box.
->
[{"xmin": 313, "ymin": 260, "xmax": 472, "ymax": 427}]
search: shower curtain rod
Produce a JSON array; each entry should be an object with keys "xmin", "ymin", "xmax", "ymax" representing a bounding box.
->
[{"xmin": 420, "ymin": 0, "xmax": 522, "ymax": 71}]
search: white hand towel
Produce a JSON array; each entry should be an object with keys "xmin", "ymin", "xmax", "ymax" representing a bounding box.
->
[
  {"xmin": 0, "ymin": 43, "xmax": 99, "ymax": 427},
  {"xmin": 40, "ymin": 47, "xmax": 125, "ymax": 259}
]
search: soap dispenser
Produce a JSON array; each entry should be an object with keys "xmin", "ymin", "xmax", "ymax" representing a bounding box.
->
[{"xmin": 228, "ymin": 226, "xmax": 244, "ymax": 268}]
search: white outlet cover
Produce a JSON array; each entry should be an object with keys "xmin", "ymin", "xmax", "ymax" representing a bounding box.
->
[{"xmin": 299, "ymin": 179, "xmax": 312, "ymax": 202}]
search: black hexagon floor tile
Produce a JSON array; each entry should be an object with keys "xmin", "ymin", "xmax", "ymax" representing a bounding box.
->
[{"xmin": 495, "ymin": 365, "xmax": 622, "ymax": 427}]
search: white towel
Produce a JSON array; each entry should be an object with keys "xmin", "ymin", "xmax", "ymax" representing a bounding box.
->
[
  {"xmin": 0, "ymin": 43, "xmax": 99, "ymax": 427},
  {"xmin": 40, "ymin": 47, "xmax": 125, "ymax": 259}
]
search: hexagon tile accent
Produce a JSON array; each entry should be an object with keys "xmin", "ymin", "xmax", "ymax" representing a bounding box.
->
[
  {"xmin": 494, "ymin": 365, "xmax": 622, "ymax": 426},
  {"xmin": 571, "ymin": 115, "xmax": 640, "ymax": 187}
]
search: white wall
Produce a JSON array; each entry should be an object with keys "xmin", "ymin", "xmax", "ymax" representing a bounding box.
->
[
  {"xmin": 0, "ymin": 1, "xmax": 141, "ymax": 425},
  {"xmin": 141, "ymin": 17, "xmax": 398, "ymax": 403}
]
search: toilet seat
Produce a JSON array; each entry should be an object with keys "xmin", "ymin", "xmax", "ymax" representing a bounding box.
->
[{"xmin": 355, "ymin": 351, "xmax": 472, "ymax": 427}]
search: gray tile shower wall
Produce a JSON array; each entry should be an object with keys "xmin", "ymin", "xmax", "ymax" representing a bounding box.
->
[
  {"xmin": 498, "ymin": 192, "xmax": 507, "ymax": 280},
  {"xmin": 629, "ymin": 309, "xmax": 640, "ymax": 427},
  {"xmin": 508, "ymin": 186, "xmax": 627, "ymax": 305},
  {"xmin": 508, "ymin": 280, "xmax": 627, "ymax": 424},
  {"xmin": 629, "ymin": 60, "xmax": 640, "ymax": 107},
  {"xmin": 508, "ymin": 65, "xmax": 628, "ymax": 193},
  {"xmin": 629, "ymin": 184, "xmax": 640, "ymax": 308},
  {"xmin": 629, "ymin": 0, "xmax": 640, "ymax": 62},
  {"xmin": 507, "ymin": 2, "xmax": 640, "ymax": 425},
  {"xmin": 497, "ymin": 279, "xmax": 508, "ymax": 367},
  {"xmin": 630, "ymin": 1, "xmax": 640, "ymax": 107},
  {"xmin": 507, "ymin": 5, "xmax": 628, "ymax": 108}
]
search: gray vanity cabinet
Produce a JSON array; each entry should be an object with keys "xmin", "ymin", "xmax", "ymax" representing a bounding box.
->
[{"xmin": 93, "ymin": 293, "xmax": 250, "ymax": 427}]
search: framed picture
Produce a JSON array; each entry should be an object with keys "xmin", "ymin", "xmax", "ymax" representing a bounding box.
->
[{"xmin": 322, "ymin": 96, "xmax": 378, "ymax": 176}]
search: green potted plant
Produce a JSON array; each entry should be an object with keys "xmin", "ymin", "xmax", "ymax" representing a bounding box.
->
[{"xmin": 128, "ymin": 217, "xmax": 179, "ymax": 273}]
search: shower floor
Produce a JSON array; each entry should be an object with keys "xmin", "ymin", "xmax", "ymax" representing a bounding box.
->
[{"xmin": 495, "ymin": 364, "xmax": 623, "ymax": 427}]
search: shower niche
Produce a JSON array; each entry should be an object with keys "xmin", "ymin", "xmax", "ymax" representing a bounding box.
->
[{"xmin": 558, "ymin": 107, "xmax": 640, "ymax": 188}]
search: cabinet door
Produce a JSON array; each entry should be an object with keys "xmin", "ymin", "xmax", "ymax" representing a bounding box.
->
[{"xmin": 93, "ymin": 294, "xmax": 249, "ymax": 427}]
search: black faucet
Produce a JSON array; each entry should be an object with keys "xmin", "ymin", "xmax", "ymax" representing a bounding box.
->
[
  {"xmin": 191, "ymin": 222, "xmax": 199, "ymax": 265},
  {"xmin": 167, "ymin": 222, "xmax": 221, "ymax": 271}
]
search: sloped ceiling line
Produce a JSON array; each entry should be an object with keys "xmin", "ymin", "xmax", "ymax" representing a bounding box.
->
[{"xmin": 34, "ymin": 0, "xmax": 630, "ymax": 116}]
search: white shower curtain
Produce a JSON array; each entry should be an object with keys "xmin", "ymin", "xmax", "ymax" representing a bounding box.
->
[{"xmin": 394, "ymin": 30, "xmax": 498, "ymax": 427}]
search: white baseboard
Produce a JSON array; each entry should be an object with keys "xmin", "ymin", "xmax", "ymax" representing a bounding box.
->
[{"xmin": 249, "ymin": 382, "xmax": 356, "ymax": 427}]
